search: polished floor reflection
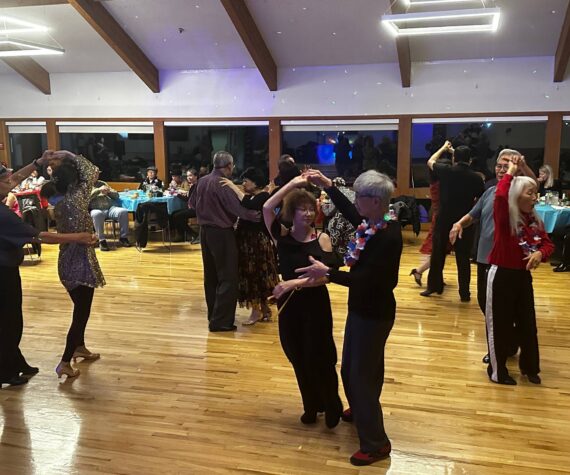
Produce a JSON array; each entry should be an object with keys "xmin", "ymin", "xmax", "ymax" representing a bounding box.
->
[{"xmin": 2, "ymin": 232, "xmax": 569, "ymax": 474}]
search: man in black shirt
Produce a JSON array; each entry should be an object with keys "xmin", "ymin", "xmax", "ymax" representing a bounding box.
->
[{"xmin": 422, "ymin": 142, "xmax": 484, "ymax": 301}]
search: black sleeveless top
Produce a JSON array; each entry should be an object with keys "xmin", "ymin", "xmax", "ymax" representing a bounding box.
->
[{"xmin": 271, "ymin": 220, "xmax": 339, "ymax": 280}]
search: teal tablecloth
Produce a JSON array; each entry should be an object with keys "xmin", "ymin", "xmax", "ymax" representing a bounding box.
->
[
  {"xmin": 118, "ymin": 192, "xmax": 187, "ymax": 215},
  {"xmin": 535, "ymin": 204, "xmax": 570, "ymax": 233}
]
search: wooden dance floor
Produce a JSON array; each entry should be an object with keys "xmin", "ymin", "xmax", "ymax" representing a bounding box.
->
[{"xmin": 2, "ymin": 231, "xmax": 570, "ymax": 474}]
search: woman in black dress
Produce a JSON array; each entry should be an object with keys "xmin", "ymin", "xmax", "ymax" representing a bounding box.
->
[
  {"xmin": 298, "ymin": 169, "xmax": 402, "ymax": 467},
  {"xmin": 221, "ymin": 167, "xmax": 279, "ymax": 325},
  {"xmin": 263, "ymin": 175, "xmax": 343, "ymax": 428}
]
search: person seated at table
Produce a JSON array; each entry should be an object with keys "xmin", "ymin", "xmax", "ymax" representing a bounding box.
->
[
  {"xmin": 171, "ymin": 169, "xmax": 199, "ymax": 243},
  {"xmin": 89, "ymin": 174, "xmax": 131, "ymax": 251},
  {"xmin": 19, "ymin": 169, "xmax": 45, "ymax": 191},
  {"xmin": 138, "ymin": 166, "xmax": 163, "ymax": 191},
  {"xmin": 177, "ymin": 168, "xmax": 196, "ymax": 198},
  {"xmin": 168, "ymin": 168, "xmax": 184, "ymax": 193},
  {"xmin": 537, "ymin": 164, "xmax": 562, "ymax": 196}
]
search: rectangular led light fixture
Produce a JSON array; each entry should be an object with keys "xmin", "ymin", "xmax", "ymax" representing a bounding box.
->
[
  {"xmin": 0, "ymin": 39, "xmax": 64, "ymax": 57},
  {"xmin": 382, "ymin": 7, "xmax": 501, "ymax": 36},
  {"xmin": 0, "ymin": 16, "xmax": 49, "ymax": 34},
  {"xmin": 402, "ymin": 0, "xmax": 478, "ymax": 5}
]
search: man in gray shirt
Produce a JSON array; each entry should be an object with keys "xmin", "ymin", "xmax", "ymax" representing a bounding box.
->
[
  {"xmin": 189, "ymin": 151, "xmax": 259, "ymax": 332},
  {"xmin": 450, "ymin": 149, "xmax": 536, "ymax": 361}
]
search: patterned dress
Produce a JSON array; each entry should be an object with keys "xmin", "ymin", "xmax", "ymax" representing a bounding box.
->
[
  {"xmin": 54, "ymin": 156, "xmax": 105, "ymax": 290},
  {"xmin": 236, "ymin": 192, "xmax": 279, "ymax": 310}
]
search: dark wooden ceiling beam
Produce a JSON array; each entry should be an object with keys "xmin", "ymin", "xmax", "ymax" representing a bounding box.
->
[
  {"xmin": 68, "ymin": 0, "xmax": 160, "ymax": 93},
  {"xmin": 391, "ymin": 0, "xmax": 411, "ymax": 88},
  {"xmin": 0, "ymin": 1, "xmax": 67, "ymax": 6},
  {"xmin": 2, "ymin": 57, "xmax": 51, "ymax": 94},
  {"xmin": 219, "ymin": 0, "xmax": 277, "ymax": 91},
  {"xmin": 554, "ymin": 2, "xmax": 570, "ymax": 82}
]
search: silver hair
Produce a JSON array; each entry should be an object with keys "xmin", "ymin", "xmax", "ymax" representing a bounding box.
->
[
  {"xmin": 539, "ymin": 164, "xmax": 554, "ymax": 188},
  {"xmin": 213, "ymin": 151, "xmax": 233, "ymax": 168},
  {"xmin": 508, "ymin": 176, "xmax": 540, "ymax": 234},
  {"xmin": 353, "ymin": 170, "xmax": 394, "ymax": 207},
  {"xmin": 496, "ymin": 148, "xmax": 521, "ymax": 163}
]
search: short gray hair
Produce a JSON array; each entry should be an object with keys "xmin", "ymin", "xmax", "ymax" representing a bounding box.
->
[
  {"xmin": 353, "ymin": 170, "xmax": 394, "ymax": 206},
  {"xmin": 213, "ymin": 151, "xmax": 233, "ymax": 168},
  {"xmin": 497, "ymin": 148, "xmax": 521, "ymax": 163}
]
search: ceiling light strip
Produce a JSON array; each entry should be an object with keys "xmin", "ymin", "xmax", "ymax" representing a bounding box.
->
[
  {"xmin": 0, "ymin": 15, "xmax": 49, "ymax": 34},
  {"xmin": 382, "ymin": 7, "xmax": 500, "ymax": 36},
  {"xmin": 0, "ymin": 38, "xmax": 64, "ymax": 57}
]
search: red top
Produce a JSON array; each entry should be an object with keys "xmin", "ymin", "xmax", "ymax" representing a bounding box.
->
[{"xmin": 488, "ymin": 173, "xmax": 554, "ymax": 269}]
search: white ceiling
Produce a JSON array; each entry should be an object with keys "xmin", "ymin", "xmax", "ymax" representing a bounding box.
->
[{"xmin": 0, "ymin": 0, "xmax": 568, "ymax": 76}]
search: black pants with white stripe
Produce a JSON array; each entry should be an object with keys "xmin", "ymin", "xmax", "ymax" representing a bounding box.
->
[{"xmin": 485, "ymin": 265, "xmax": 540, "ymax": 382}]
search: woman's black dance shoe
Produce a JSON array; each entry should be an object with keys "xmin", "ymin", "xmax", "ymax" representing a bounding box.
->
[{"xmin": 409, "ymin": 269, "xmax": 422, "ymax": 287}]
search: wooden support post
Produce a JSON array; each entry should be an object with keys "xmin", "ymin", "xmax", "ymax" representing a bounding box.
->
[
  {"xmin": 0, "ymin": 121, "xmax": 11, "ymax": 167},
  {"xmin": 153, "ymin": 121, "xmax": 167, "ymax": 181},
  {"xmin": 46, "ymin": 119, "xmax": 60, "ymax": 151},
  {"xmin": 269, "ymin": 118, "xmax": 281, "ymax": 180},
  {"xmin": 397, "ymin": 116, "xmax": 412, "ymax": 195},
  {"xmin": 544, "ymin": 112, "xmax": 563, "ymax": 178}
]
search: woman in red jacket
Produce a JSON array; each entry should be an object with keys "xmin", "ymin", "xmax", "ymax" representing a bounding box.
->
[{"xmin": 486, "ymin": 155, "xmax": 554, "ymax": 386}]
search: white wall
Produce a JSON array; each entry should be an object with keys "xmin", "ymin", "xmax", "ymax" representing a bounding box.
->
[{"xmin": 0, "ymin": 56, "xmax": 568, "ymax": 119}]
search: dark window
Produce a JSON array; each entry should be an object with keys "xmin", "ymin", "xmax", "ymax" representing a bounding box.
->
[
  {"xmin": 282, "ymin": 129, "xmax": 398, "ymax": 182},
  {"xmin": 411, "ymin": 120, "xmax": 547, "ymax": 188},
  {"xmin": 165, "ymin": 125, "xmax": 269, "ymax": 181},
  {"xmin": 9, "ymin": 133, "xmax": 48, "ymax": 169},
  {"xmin": 60, "ymin": 132, "xmax": 155, "ymax": 182}
]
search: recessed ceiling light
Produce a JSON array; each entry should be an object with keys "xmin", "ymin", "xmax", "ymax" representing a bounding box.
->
[
  {"xmin": 382, "ymin": 8, "xmax": 501, "ymax": 36},
  {"xmin": 0, "ymin": 38, "xmax": 64, "ymax": 57},
  {"xmin": 0, "ymin": 16, "xmax": 49, "ymax": 34}
]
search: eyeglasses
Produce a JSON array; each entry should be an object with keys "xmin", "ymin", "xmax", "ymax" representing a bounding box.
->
[
  {"xmin": 495, "ymin": 164, "xmax": 509, "ymax": 170},
  {"xmin": 355, "ymin": 192, "xmax": 375, "ymax": 199}
]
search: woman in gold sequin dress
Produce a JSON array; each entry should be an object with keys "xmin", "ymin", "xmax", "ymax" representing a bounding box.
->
[{"xmin": 41, "ymin": 151, "xmax": 105, "ymax": 379}]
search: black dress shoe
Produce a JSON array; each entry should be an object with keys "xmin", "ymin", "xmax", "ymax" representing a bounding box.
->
[
  {"xmin": 553, "ymin": 264, "xmax": 570, "ymax": 272},
  {"xmin": 209, "ymin": 325, "xmax": 237, "ymax": 332},
  {"xmin": 300, "ymin": 412, "xmax": 317, "ymax": 424},
  {"xmin": 420, "ymin": 288, "xmax": 443, "ymax": 297},
  {"xmin": 491, "ymin": 375, "xmax": 517, "ymax": 385},
  {"xmin": 524, "ymin": 373, "xmax": 541, "ymax": 384},
  {"xmin": 482, "ymin": 354, "xmax": 490, "ymax": 364},
  {"xmin": 20, "ymin": 364, "xmax": 39, "ymax": 377},
  {"xmin": 1, "ymin": 375, "xmax": 29, "ymax": 388},
  {"xmin": 119, "ymin": 237, "xmax": 132, "ymax": 247},
  {"xmin": 460, "ymin": 295, "xmax": 471, "ymax": 302},
  {"xmin": 99, "ymin": 239, "xmax": 110, "ymax": 251},
  {"xmin": 325, "ymin": 398, "xmax": 343, "ymax": 429}
]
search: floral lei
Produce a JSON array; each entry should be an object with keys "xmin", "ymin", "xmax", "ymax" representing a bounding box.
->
[
  {"xmin": 517, "ymin": 214, "xmax": 542, "ymax": 257},
  {"xmin": 344, "ymin": 215, "xmax": 391, "ymax": 267}
]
